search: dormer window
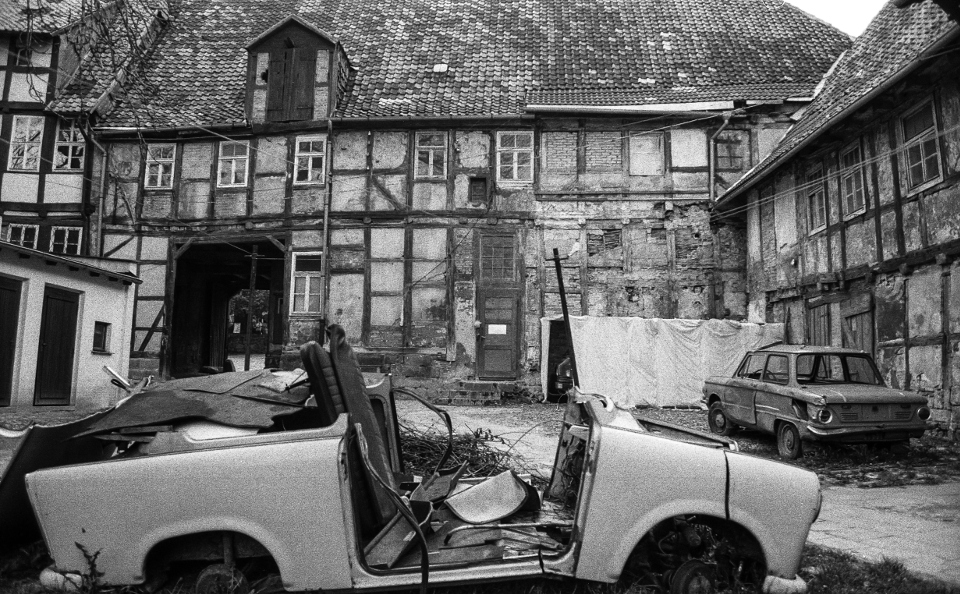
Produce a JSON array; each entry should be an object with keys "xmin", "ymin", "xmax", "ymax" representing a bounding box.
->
[{"xmin": 247, "ymin": 16, "xmax": 345, "ymax": 124}]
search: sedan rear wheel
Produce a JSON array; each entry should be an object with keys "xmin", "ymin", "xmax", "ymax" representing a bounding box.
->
[
  {"xmin": 777, "ymin": 422, "xmax": 803, "ymax": 460},
  {"xmin": 708, "ymin": 402, "xmax": 737, "ymax": 436}
]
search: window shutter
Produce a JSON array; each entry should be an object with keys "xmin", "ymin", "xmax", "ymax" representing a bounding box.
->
[
  {"xmin": 291, "ymin": 49, "xmax": 317, "ymax": 120},
  {"xmin": 266, "ymin": 53, "xmax": 287, "ymax": 121}
]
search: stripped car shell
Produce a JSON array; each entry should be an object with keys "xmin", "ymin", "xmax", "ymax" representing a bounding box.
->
[
  {"xmin": 703, "ymin": 345, "xmax": 931, "ymax": 459},
  {"xmin": 26, "ymin": 389, "xmax": 819, "ymax": 594}
]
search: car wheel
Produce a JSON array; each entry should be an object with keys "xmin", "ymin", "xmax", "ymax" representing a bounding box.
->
[
  {"xmin": 196, "ymin": 563, "xmax": 249, "ymax": 594},
  {"xmin": 777, "ymin": 422, "xmax": 803, "ymax": 460},
  {"xmin": 708, "ymin": 402, "xmax": 737, "ymax": 436},
  {"xmin": 670, "ymin": 559, "xmax": 715, "ymax": 594}
]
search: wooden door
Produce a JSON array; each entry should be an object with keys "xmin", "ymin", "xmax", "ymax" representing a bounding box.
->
[
  {"xmin": 476, "ymin": 232, "xmax": 521, "ymax": 379},
  {"xmin": 34, "ymin": 287, "xmax": 79, "ymax": 405},
  {"xmin": 0, "ymin": 276, "xmax": 22, "ymax": 406},
  {"xmin": 477, "ymin": 288, "xmax": 520, "ymax": 379}
]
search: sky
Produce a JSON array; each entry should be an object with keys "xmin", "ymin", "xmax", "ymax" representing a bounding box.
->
[{"xmin": 784, "ymin": 0, "xmax": 889, "ymax": 36}]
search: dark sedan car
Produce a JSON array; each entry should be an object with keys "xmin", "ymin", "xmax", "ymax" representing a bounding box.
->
[{"xmin": 702, "ymin": 345, "xmax": 931, "ymax": 459}]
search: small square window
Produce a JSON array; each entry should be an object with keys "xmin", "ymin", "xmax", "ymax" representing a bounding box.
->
[
  {"xmin": 496, "ymin": 131, "xmax": 533, "ymax": 183},
  {"xmin": 55, "ymin": 119, "xmax": 85, "ymax": 171},
  {"xmin": 290, "ymin": 252, "xmax": 323, "ymax": 314},
  {"xmin": 415, "ymin": 132, "xmax": 446, "ymax": 178},
  {"xmin": 93, "ymin": 321, "xmax": 111, "ymax": 353},
  {"xmin": 145, "ymin": 144, "xmax": 175, "ymax": 188},
  {"xmin": 901, "ymin": 101, "xmax": 941, "ymax": 190},
  {"xmin": 715, "ymin": 130, "xmax": 747, "ymax": 170},
  {"xmin": 6, "ymin": 223, "xmax": 39, "ymax": 249},
  {"xmin": 218, "ymin": 141, "xmax": 250, "ymax": 187},
  {"xmin": 294, "ymin": 136, "xmax": 325, "ymax": 185},
  {"xmin": 50, "ymin": 226, "xmax": 82, "ymax": 255}
]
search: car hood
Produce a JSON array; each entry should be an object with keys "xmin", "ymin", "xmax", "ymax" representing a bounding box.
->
[{"xmin": 801, "ymin": 384, "xmax": 927, "ymax": 404}]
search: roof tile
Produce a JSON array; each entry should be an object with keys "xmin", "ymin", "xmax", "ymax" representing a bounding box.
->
[{"xmin": 67, "ymin": 0, "xmax": 849, "ymax": 127}]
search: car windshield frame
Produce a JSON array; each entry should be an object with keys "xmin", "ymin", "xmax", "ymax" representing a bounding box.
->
[{"xmin": 795, "ymin": 352, "xmax": 885, "ymax": 386}]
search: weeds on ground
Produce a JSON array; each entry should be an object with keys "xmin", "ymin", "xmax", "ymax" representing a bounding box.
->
[{"xmin": 800, "ymin": 544, "xmax": 960, "ymax": 594}]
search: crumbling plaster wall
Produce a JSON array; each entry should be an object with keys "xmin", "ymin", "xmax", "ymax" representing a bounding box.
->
[{"xmin": 742, "ymin": 60, "xmax": 960, "ymax": 437}]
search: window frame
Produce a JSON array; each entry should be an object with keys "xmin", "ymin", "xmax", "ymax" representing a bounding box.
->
[
  {"xmin": 92, "ymin": 321, "xmax": 112, "ymax": 354},
  {"xmin": 8, "ymin": 115, "xmax": 45, "ymax": 172},
  {"xmin": 839, "ymin": 141, "xmax": 866, "ymax": 220},
  {"xmin": 54, "ymin": 119, "xmax": 85, "ymax": 171},
  {"xmin": 5, "ymin": 223, "xmax": 39, "ymax": 249},
  {"xmin": 900, "ymin": 100, "xmax": 943, "ymax": 193},
  {"xmin": 217, "ymin": 140, "xmax": 250, "ymax": 188},
  {"xmin": 762, "ymin": 354, "xmax": 790, "ymax": 385},
  {"xmin": 289, "ymin": 251, "xmax": 324, "ymax": 315},
  {"xmin": 714, "ymin": 129, "xmax": 747, "ymax": 171},
  {"xmin": 144, "ymin": 143, "xmax": 176, "ymax": 189},
  {"xmin": 496, "ymin": 130, "xmax": 534, "ymax": 184},
  {"xmin": 294, "ymin": 135, "xmax": 326, "ymax": 185},
  {"xmin": 806, "ymin": 166, "xmax": 827, "ymax": 234},
  {"xmin": 414, "ymin": 131, "xmax": 447, "ymax": 179},
  {"xmin": 49, "ymin": 226, "xmax": 82, "ymax": 255}
]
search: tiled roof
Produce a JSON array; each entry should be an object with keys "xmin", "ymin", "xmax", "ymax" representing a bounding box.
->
[
  {"xmin": 717, "ymin": 1, "xmax": 960, "ymax": 207},
  {"xmin": 75, "ymin": 0, "xmax": 850, "ymax": 127},
  {"xmin": 526, "ymin": 83, "xmax": 819, "ymax": 109},
  {"xmin": 50, "ymin": 1, "xmax": 169, "ymax": 115},
  {"xmin": 0, "ymin": 0, "xmax": 92, "ymax": 33}
]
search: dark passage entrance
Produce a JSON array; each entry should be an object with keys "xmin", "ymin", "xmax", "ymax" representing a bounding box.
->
[
  {"xmin": 170, "ymin": 240, "xmax": 285, "ymax": 378},
  {"xmin": 0, "ymin": 276, "xmax": 22, "ymax": 406},
  {"xmin": 35, "ymin": 287, "xmax": 79, "ymax": 405}
]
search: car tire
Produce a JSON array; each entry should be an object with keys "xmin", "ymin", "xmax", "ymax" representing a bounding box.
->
[
  {"xmin": 777, "ymin": 422, "xmax": 803, "ymax": 460},
  {"xmin": 196, "ymin": 563, "xmax": 249, "ymax": 594},
  {"xmin": 707, "ymin": 402, "xmax": 737, "ymax": 436}
]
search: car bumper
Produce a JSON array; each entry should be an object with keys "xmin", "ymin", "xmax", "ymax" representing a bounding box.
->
[
  {"xmin": 802, "ymin": 424, "xmax": 927, "ymax": 442},
  {"xmin": 763, "ymin": 574, "xmax": 807, "ymax": 594}
]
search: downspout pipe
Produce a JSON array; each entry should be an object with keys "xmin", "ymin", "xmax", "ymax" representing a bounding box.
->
[
  {"xmin": 708, "ymin": 112, "xmax": 733, "ymax": 204},
  {"xmin": 320, "ymin": 118, "xmax": 333, "ymax": 337}
]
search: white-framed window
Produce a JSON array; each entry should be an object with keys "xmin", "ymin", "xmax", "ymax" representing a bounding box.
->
[
  {"xmin": 628, "ymin": 131, "xmax": 665, "ymax": 176},
  {"xmin": 54, "ymin": 119, "xmax": 85, "ymax": 170},
  {"xmin": 294, "ymin": 136, "xmax": 325, "ymax": 185},
  {"xmin": 50, "ymin": 226, "xmax": 82, "ymax": 255},
  {"xmin": 840, "ymin": 142, "xmax": 866, "ymax": 218},
  {"xmin": 415, "ymin": 132, "xmax": 446, "ymax": 178},
  {"xmin": 807, "ymin": 167, "xmax": 827, "ymax": 233},
  {"xmin": 6, "ymin": 223, "xmax": 39, "ymax": 249},
  {"xmin": 901, "ymin": 101, "xmax": 942, "ymax": 190},
  {"xmin": 290, "ymin": 252, "xmax": 323, "ymax": 314},
  {"xmin": 144, "ymin": 144, "xmax": 175, "ymax": 188},
  {"xmin": 8, "ymin": 115, "xmax": 44, "ymax": 171},
  {"xmin": 496, "ymin": 131, "xmax": 533, "ymax": 183},
  {"xmin": 218, "ymin": 141, "xmax": 250, "ymax": 187}
]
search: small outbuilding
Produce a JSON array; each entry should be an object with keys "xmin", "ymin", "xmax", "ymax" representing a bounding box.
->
[{"xmin": 0, "ymin": 241, "xmax": 139, "ymax": 411}]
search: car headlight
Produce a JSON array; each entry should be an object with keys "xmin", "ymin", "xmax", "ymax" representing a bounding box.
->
[
  {"xmin": 918, "ymin": 407, "xmax": 931, "ymax": 421},
  {"xmin": 807, "ymin": 403, "xmax": 832, "ymax": 424}
]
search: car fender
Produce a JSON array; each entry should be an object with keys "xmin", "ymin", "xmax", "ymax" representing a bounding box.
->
[
  {"xmin": 725, "ymin": 451, "xmax": 821, "ymax": 579},
  {"xmin": 573, "ymin": 426, "xmax": 728, "ymax": 583}
]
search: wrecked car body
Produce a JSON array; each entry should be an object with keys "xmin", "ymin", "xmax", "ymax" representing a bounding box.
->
[
  {"xmin": 702, "ymin": 345, "xmax": 931, "ymax": 459},
  {"xmin": 20, "ymin": 325, "xmax": 821, "ymax": 594}
]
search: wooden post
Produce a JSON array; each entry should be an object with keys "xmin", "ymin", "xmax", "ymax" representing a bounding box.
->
[
  {"xmin": 549, "ymin": 248, "xmax": 580, "ymax": 388},
  {"xmin": 245, "ymin": 246, "xmax": 258, "ymax": 371}
]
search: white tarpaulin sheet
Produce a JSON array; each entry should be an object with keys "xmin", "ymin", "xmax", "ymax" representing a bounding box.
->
[{"xmin": 541, "ymin": 317, "xmax": 783, "ymax": 408}]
